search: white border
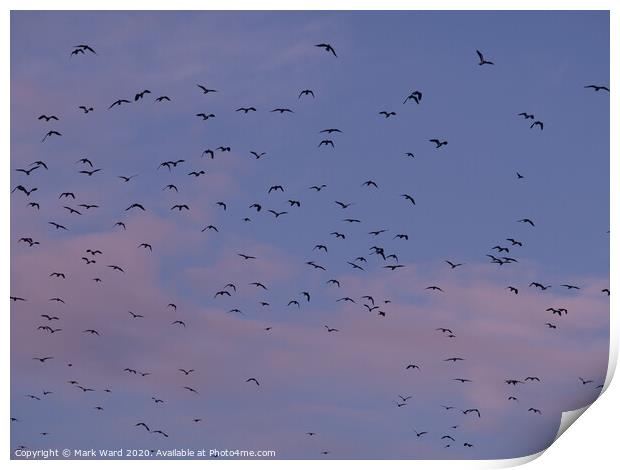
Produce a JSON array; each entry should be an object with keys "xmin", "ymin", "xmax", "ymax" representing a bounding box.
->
[{"xmin": 4, "ymin": 2, "xmax": 616, "ymax": 469}]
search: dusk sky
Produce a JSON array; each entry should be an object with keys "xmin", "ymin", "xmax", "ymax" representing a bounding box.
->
[{"xmin": 10, "ymin": 10, "xmax": 609, "ymax": 459}]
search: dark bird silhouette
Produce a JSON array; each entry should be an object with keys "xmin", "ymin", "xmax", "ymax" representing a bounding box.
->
[
  {"xmin": 236, "ymin": 107, "xmax": 257, "ymax": 113},
  {"xmin": 401, "ymin": 194, "xmax": 416, "ymax": 205},
  {"xmin": 425, "ymin": 286, "xmax": 444, "ymax": 292},
  {"xmin": 37, "ymin": 114, "xmax": 59, "ymax": 121},
  {"xmin": 476, "ymin": 49, "xmax": 494, "ymax": 65},
  {"xmin": 12, "ymin": 185, "xmax": 38, "ymax": 196},
  {"xmin": 404, "ymin": 91, "xmax": 422, "ymax": 104},
  {"xmin": 379, "ymin": 111, "xmax": 396, "ymax": 118},
  {"xmin": 299, "ymin": 89, "xmax": 315, "ymax": 99},
  {"xmin": 48, "ymin": 222, "xmax": 68, "ymax": 230},
  {"xmin": 134, "ymin": 89, "xmax": 151, "ymax": 101},
  {"xmin": 246, "ymin": 378, "xmax": 260, "ymax": 386},
  {"xmin": 41, "ymin": 130, "xmax": 61, "ymax": 142},
  {"xmin": 196, "ymin": 113, "xmax": 215, "ymax": 120},
  {"xmin": 518, "ymin": 218, "xmax": 535, "ymax": 226},
  {"xmin": 463, "ymin": 408, "xmax": 481, "ymax": 418},
  {"xmin": 584, "ymin": 85, "xmax": 609, "ymax": 92},
  {"xmin": 197, "ymin": 85, "xmax": 217, "ymax": 94},
  {"xmin": 530, "ymin": 120, "xmax": 544, "ymax": 130},
  {"xmin": 315, "ymin": 43, "xmax": 337, "ymax": 56},
  {"xmin": 109, "ymin": 99, "xmax": 131, "ymax": 109},
  {"xmin": 430, "ymin": 139, "xmax": 448, "ymax": 148},
  {"xmin": 126, "ymin": 203, "xmax": 145, "ymax": 211},
  {"xmin": 118, "ymin": 174, "xmax": 138, "ymax": 182}
]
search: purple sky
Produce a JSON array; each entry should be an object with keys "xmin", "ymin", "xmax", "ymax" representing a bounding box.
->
[{"xmin": 10, "ymin": 10, "xmax": 609, "ymax": 459}]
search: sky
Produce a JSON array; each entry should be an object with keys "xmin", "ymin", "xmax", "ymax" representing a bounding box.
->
[{"xmin": 10, "ymin": 10, "xmax": 610, "ymax": 460}]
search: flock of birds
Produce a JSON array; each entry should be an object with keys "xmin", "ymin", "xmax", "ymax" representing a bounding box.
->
[{"xmin": 11, "ymin": 40, "xmax": 610, "ymax": 458}]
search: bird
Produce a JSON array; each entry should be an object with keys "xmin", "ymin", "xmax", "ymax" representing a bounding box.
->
[
  {"xmin": 299, "ymin": 89, "xmax": 315, "ymax": 99},
  {"xmin": 518, "ymin": 112, "xmax": 535, "ymax": 119},
  {"xmin": 74, "ymin": 44, "xmax": 96, "ymax": 54},
  {"xmin": 246, "ymin": 378, "xmax": 260, "ymax": 386},
  {"xmin": 379, "ymin": 111, "xmax": 396, "ymax": 118},
  {"xmin": 126, "ymin": 203, "xmax": 145, "ymax": 211},
  {"xmin": 445, "ymin": 261, "xmax": 464, "ymax": 269},
  {"xmin": 518, "ymin": 218, "xmax": 535, "ymax": 226},
  {"xmin": 530, "ymin": 120, "xmax": 544, "ymax": 130},
  {"xmin": 41, "ymin": 130, "xmax": 61, "ymax": 141},
  {"xmin": 406, "ymin": 364, "xmax": 420, "ymax": 370},
  {"xmin": 37, "ymin": 114, "xmax": 59, "ymax": 121},
  {"xmin": 271, "ymin": 108, "xmax": 294, "ymax": 114},
  {"xmin": 78, "ymin": 106, "xmax": 94, "ymax": 113},
  {"xmin": 118, "ymin": 174, "xmax": 138, "ymax": 182},
  {"xmin": 134, "ymin": 90, "xmax": 151, "ymax": 101},
  {"xmin": 197, "ymin": 84, "xmax": 217, "ymax": 94},
  {"xmin": 462, "ymin": 408, "xmax": 481, "ymax": 418},
  {"xmin": 401, "ymin": 194, "xmax": 416, "ymax": 205},
  {"xmin": 453, "ymin": 378, "xmax": 472, "ymax": 383},
  {"xmin": 236, "ymin": 107, "xmax": 257, "ymax": 113},
  {"xmin": 155, "ymin": 95, "xmax": 171, "ymax": 102},
  {"xmin": 315, "ymin": 43, "xmax": 337, "ymax": 56},
  {"xmin": 528, "ymin": 408, "xmax": 542, "ymax": 414},
  {"xmin": 403, "ymin": 91, "xmax": 422, "ymax": 104},
  {"xmin": 476, "ymin": 49, "xmax": 494, "ymax": 65},
  {"xmin": 196, "ymin": 113, "xmax": 215, "ymax": 120},
  {"xmin": 579, "ymin": 377, "xmax": 594, "ymax": 385},
  {"xmin": 425, "ymin": 286, "xmax": 444, "ymax": 292},
  {"xmin": 584, "ymin": 85, "xmax": 609, "ymax": 92},
  {"xmin": 429, "ymin": 139, "xmax": 448, "ymax": 148},
  {"xmin": 12, "ymin": 185, "xmax": 37, "ymax": 196},
  {"xmin": 324, "ymin": 326, "xmax": 339, "ymax": 333},
  {"xmin": 109, "ymin": 99, "xmax": 131, "ymax": 109},
  {"xmin": 33, "ymin": 357, "xmax": 53, "ymax": 363}
]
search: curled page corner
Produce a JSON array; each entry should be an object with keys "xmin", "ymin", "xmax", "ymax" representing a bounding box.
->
[
  {"xmin": 489, "ymin": 450, "xmax": 545, "ymax": 468},
  {"xmin": 554, "ymin": 405, "xmax": 591, "ymax": 442}
]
